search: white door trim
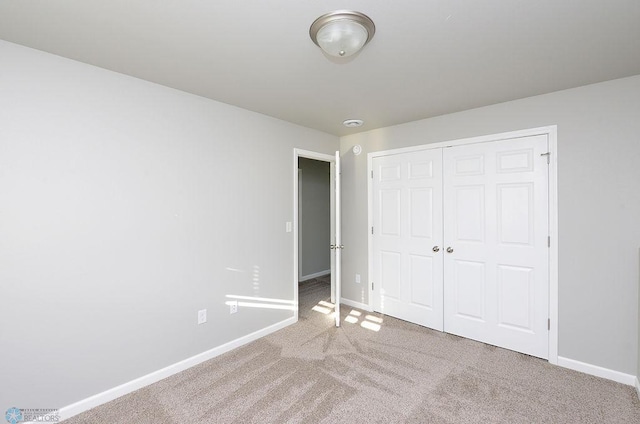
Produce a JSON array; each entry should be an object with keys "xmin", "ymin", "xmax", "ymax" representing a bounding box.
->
[
  {"xmin": 293, "ymin": 149, "xmax": 335, "ymax": 323},
  {"xmin": 298, "ymin": 168, "xmax": 303, "ymax": 281},
  {"xmin": 334, "ymin": 151, "xmax": 342, "ymax": 327},
  {"xmin": 366, "ymin": 126, "xmax": 558, "ymax": 365}
]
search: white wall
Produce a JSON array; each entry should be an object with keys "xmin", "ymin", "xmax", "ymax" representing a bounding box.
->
[
  {"xmin": 0, "ymin": 40, "xmax": 338, "ymax": 412},
  {"xmin": 298, "ymin": 158, "xmax": 330, "ymax": 279},
  {"xmin": 340, "ymin": 75, "xmax": 640, "ymax": 376}
]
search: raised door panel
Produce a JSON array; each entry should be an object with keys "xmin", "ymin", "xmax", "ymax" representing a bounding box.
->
[
  {"xmin": 497, "ymin": 265, "xmax": 535, "ymax": 333},
  {"xmin": 410, "ymin": 254, "xmax": 434, "ymax": 308},
  {"xmin": 409, "ymin": 188, "xmax": 433, "ymax": 239},
  {"xmin": 497, "ymin": 183, "xmax": 534, "ymax": 246},
  {"xmin": 379, "ymin": 251, "xmax": 401, "ymax": 300},
  {"xmin": 380, "ymin": 189, "xmax": 401, "ymax": 236},
  {"xmin": 453, "ymin": 260, "xmax": 486, "ymax": 322},
  {"xmin": 454, "ymin": 185, "xmax": 485, "ymax": 243}
]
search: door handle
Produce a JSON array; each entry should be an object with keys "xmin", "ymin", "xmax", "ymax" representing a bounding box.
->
[
  {"xmin": 432, "ymin": 246, "xmax": 440, "ymax": 252},
  {"xmin": 330, "ymin": 245, "xmax": 335, "ymax": 250},
  {"xmin": 446, "ymin": 247, "xmax": 454, "ymax": 253}
]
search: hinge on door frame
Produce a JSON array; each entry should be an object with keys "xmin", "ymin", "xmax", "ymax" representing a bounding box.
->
[
  {"xmin": 548, "ymin": 236, "xmax": 551, "ymax": 247},
  {"xmin": 541, "ymin": 152, "xmax": 551, "ymax": 164},
  {"xmin": 371, "ymin": 227, "xmax": 374, "ymax": 235},
  {"xmin": 371, "ymin": 170, "xmax": 373, "ymax": 179},
  {"xmin": 548, "ymin": 318, "xmax": 550, "ymax": 330},
  {"xmin": 372, "ymin": 282, "xmax": 374, "ymax": 291}
]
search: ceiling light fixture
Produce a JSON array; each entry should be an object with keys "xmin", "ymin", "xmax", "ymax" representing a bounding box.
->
[
  {"xmin": 310, "ymin": 11, "xmax": 375, "ymax": 58},
  {"xmin": 343, "ymin": 119, "xmax": 364, "ymax": 128}
]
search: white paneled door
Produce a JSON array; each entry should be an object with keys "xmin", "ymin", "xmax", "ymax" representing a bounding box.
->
[
  {"xmin": 443, "ymin": 135, "xmax": 549, "ymax": 358},
  {"xmin": 371, "ymin": 134, "xmax": 550, "ymax": 358},
  {"xmin": 372, "ymin": 149, "xmax": 444, "ymax": 330}
]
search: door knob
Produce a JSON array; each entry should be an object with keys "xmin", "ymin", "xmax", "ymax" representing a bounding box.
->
[
  {"xmin": 446, "ymin": 247, "xmax": 454, "ymax": 253},
  {"xmin": 432, "ymin": 246, "xmax": 440, "ymax": 252},
  {"xmin": 330, "ymin": 245, "xmax": 335, "ymax": 250}
]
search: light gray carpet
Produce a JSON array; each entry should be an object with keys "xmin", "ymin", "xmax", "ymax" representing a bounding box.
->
[{"xmin": 66, "ymin": 275, "xmax": 640, "ymax": 423}]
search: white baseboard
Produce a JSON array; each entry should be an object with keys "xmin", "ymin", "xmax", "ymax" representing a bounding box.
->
[
  {"xmin": 557, "ymin": 356, "xmax": 636, "ymax": 386},
  {"xmin": 59, "ymin": 316, "xmax": 297, "ymax": 422},
  {"xmin": 340, "ymin": 297, "xmax": 373, "ymax": 312},
  {"xmin": 635, "ymin": 377, "xmax": 640, "ymax": 400},
  {"xmin": 300, "ymin": 269, "xmax": 330, "ymax": 281}
]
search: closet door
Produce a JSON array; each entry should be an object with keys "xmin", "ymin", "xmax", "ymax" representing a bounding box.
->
[
  {"xmin": 372, "ymin": 149, "xmax": 444, "ymax": 330},
  {"xmin": 443, "ymin": 135, "xmax": 549, "ymax": 358}
]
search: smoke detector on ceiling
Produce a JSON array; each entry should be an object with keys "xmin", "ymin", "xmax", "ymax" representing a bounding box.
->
[{"xmin": 343, "ymin": 119, "xmax": 364, "ymax": 128}]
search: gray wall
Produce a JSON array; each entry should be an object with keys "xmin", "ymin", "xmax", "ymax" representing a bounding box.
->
[
  {"xmin": 298, "ymin": 158, "xmax": 330, "ymax": 279},
  {"xmin": 0, "ymin": 40, "xmax": 338, "ymax": 412},
  {"xmin": 340, "ymin": 75, "xmax": 640, "ymax": 376}
]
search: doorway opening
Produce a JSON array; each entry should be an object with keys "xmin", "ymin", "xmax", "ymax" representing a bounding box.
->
[
  {"xmin": 298, "ymin": 157, "xmax": 331, "ymax": 283},
  {"xmin": 293, "ymin": 149, "xmax": 338, "ymax": 326}
]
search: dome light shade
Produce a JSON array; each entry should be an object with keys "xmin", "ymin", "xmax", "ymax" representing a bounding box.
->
[
  {"xmin": 310, "ymin": 11, "xmax": 375, "ymax": 58},
  {"xmin": 316, "ymin": 20, "xmax": 367, "ymax": 57}
]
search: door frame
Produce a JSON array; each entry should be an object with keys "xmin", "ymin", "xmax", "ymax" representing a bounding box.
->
[
  {"xmin": 293, "ymin": 148, "xmax": 336, "ymax": 322},
  {"xmin": 366, "ymin": 126, "xmax": 559, "ymax": 364}
]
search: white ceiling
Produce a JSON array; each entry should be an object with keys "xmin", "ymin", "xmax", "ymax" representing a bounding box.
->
[{"xmin": 1, "ymin": 1, "xmax": 639, "ymax": 136}]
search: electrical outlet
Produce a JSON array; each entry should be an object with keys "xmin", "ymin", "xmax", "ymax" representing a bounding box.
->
[
  {"xmin": 355, "ymin": 274, "xmax": 361, "ymax": 284},
  {"xmin": 229, "ymin": 300, "xmax": 238, "ymax": 314},
  {"xmin": 197, "ymin": 309, "xmax": 207, "ymax": 324}
]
